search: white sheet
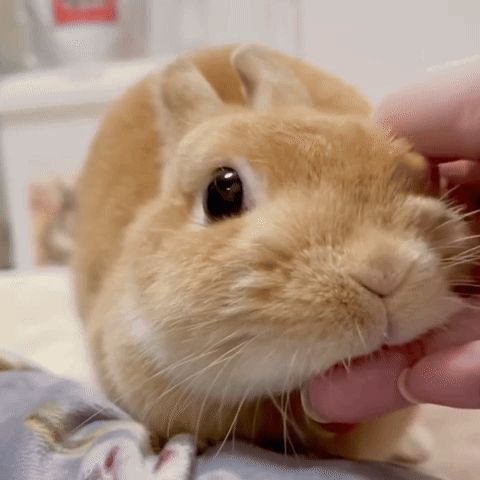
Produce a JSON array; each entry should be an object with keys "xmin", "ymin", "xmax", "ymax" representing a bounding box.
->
[{"xmin": 0, "ymin": 267, "xmax": 91, "ymax": 384}]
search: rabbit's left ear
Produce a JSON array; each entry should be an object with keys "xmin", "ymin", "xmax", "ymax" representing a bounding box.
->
[
  {"xmin": 155, "ymin": 58, "xmax": 224, "ymax": 149},
  {"xmin": 231, "ymin": 44, "xmax": 313, "ymax": 110}
]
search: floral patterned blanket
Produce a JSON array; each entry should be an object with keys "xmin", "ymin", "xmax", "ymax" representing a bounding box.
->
[{"xmin": 0, "ymin": 351, "xmax": 441, "ymax": 480}]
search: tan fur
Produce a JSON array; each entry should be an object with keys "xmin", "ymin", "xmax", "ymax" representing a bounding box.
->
[{"xmin": 72, "ymin": 44, "xmax": 473, "ymax": 461}]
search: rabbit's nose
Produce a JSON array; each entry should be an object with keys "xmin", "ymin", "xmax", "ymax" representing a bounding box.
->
[
  {"xmin": 350, "ymin": 264, "xmax": 411, "ymax": 298},
  {"xmin": 347, "ymin": 239, "xmax": 417, "ymax": 298}
]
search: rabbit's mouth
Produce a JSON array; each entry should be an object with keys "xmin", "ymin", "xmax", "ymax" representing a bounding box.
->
[{"xmin": 320, "ymin": 328, "xmax": 433, "ymax": 385}]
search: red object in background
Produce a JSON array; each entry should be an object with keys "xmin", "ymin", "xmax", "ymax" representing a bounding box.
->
[{"xmin": 53, "ymin": 0, "xmax": 117, "ymax": 24}]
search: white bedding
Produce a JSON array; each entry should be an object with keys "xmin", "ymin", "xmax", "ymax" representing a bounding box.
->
[{"xmin": 0, "ymin": 267, "xmax": 92, "ymax": 384}]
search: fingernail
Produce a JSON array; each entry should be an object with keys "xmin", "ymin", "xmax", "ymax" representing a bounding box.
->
[
  {"xmin": 300, "ymin": 383, "xmax": 330, "ymax": 424},
  {"xmin": 426, "ymin": 55, "xmax": 480, "ymax": 73},
  {"xmin": 397, "ymin": 369, "xmax": 421, "ymax": 404}
]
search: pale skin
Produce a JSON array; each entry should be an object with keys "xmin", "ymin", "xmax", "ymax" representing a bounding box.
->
[{"xmin": 305, "ymin": 58, "xmax": 480, "ymax": 424}]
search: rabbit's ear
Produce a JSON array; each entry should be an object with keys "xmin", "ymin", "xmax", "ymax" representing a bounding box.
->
[
  {"xmin": 155, "ymin": 58, "xmax": 223, "ymax": 147},
  {"xmin": 389, "ymin": 137, "xmax": 430, "ymax": 194},
  {"xmin": 231, "ymin": 44, "xmax": 312, "ymax": 110}
]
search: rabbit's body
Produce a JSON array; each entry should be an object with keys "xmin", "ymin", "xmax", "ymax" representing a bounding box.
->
[{"xmin": 73, "ymin": 45, "xmax": 472, "ymax": 461}]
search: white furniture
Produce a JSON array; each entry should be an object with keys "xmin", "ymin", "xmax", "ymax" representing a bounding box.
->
[{"xmin": 0, "ymin": 56, "xmax": 168, "ymax": 269}]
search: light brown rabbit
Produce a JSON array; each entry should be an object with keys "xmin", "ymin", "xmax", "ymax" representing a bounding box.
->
[{"xmin": 72, "ymin": 44, "xmax": 474, "ymax": 462}]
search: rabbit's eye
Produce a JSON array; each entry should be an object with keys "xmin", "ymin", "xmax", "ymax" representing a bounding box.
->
[{"xmin": 204, "ymin": 167, "xmax": 244, "ymax": 221}]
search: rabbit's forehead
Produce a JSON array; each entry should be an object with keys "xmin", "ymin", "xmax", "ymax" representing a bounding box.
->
[{"xmin": 181, "ymin": 113, "xmax": 398, "ymax": 187}]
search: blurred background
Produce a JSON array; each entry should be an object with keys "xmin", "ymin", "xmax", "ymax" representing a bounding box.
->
[{"xmin": 1, "ymin": 0, "xmax": 480, "ymax": 271}]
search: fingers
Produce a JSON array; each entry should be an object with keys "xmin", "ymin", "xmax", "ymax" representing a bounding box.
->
[
  {"xmin": 304, "ymin": 351, "xmax": 411, "ymax": 424},
  {"xmin": 438, "ymin": 159, "xmax": 480, "ymax": 184},
  {"xmin": 398, "ymin": 307, "xmax": 480, "ymax": 408},
  {"xmin": 374, "ymin": 57, "xmax": 480, "ymax": 160},
  {"xmin": 304, "ymin": 306, "xmax": 480, "ymax": 424},
  {"xmin": 399, "ymin": 341, "xmax": 480, "ymax": 408},
  {"xmin": 421, "ymin": 303, "xmax": 480, "ymax": 355}
]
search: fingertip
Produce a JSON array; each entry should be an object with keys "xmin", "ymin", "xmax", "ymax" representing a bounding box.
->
[
  {"xmin": 438, "ymin": 160, "xmax": 480, "ymax": 184},
  {"xmin": 404, "ymin": 341, "xmax": 480, "ymax": 408},
  {"xmin": 397, "ymin": 368, "xmax": 421, "ymax": 405},
  {"xmin": 373, "ymin": 93, "xmax": 400, "ymax": 128},
  {"xmin": 300, "ymin": 383, "xmax": 330, "ymax": 424}
]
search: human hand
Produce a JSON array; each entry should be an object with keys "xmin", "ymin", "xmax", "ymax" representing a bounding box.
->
[{"xmin": 303, "ymin": 58, "xmax": 480, "ymax": 428}]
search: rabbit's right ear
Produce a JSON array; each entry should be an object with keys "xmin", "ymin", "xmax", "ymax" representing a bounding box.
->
[
  {"xmin": 231, "ymin": 44, "xmax": 312, "ymax": 110},
  {"xmin": 155, "ymin": 58, "xmax": 223, "ymax": 150}
]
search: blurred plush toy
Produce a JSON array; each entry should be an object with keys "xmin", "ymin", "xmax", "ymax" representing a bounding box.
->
[{"xmin": 29, "ymin": 176, "xmax": 77, "ymax": 265}]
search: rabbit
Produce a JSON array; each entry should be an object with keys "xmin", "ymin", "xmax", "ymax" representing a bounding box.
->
[{"xmin": 72, "ymin": 44, "xmax": 474, "ymax": 462}]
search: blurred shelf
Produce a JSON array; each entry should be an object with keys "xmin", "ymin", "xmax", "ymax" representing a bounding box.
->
[{"xmin": 0, "ymin": 56, "xmax": 172, "ymax": 115}]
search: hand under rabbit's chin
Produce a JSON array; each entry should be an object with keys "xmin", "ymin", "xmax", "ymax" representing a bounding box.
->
[
  {"xmin": 288, "ymin": 331, "xmax": 435, "ymax": 436},
  {"xmin": 295, "ymin": 298, "xmax": 474, "ymax": 434},
  {"xmin": 315, "ymin": 296, "xmax": 469, "ymax": 387}
]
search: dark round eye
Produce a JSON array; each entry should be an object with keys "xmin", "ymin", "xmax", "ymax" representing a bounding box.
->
[{"xmin": 204, "ymin": 167, "xmax": 244, "ymax": 221}]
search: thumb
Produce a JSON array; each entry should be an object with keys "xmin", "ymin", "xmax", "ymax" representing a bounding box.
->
[{"xmin": 399, "ymin": 341, "xmax": 480, "ymax": 408}]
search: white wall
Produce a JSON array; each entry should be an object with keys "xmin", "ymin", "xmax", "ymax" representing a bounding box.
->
[
  {"xmin": 299, "ymin": 0, "xmax": 480, "ymax": 103},
  {"xmin": 146, "ymin": 0, "xmax": 300, "ymax": 56},
  {"xmin": 146, "ymin": 0, "xmax": 480, "ymax": 104}
]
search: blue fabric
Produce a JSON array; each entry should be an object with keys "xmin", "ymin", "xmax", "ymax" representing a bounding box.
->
[{"xmin": 0, "ymin": 352, "xmax": 441, "ymax": 480}]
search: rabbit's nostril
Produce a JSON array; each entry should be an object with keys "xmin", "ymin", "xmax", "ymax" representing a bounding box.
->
[
  {"xmin": 350, "ymin": 262, "xmax": 413, "ymax": 298},
  {"xmin": 352, "ymin": 275, "xmax": 386, "ymax": 298},
  {"xmin": 345, "ymin": 228, "xmax": 423, "ymax": 299}
]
